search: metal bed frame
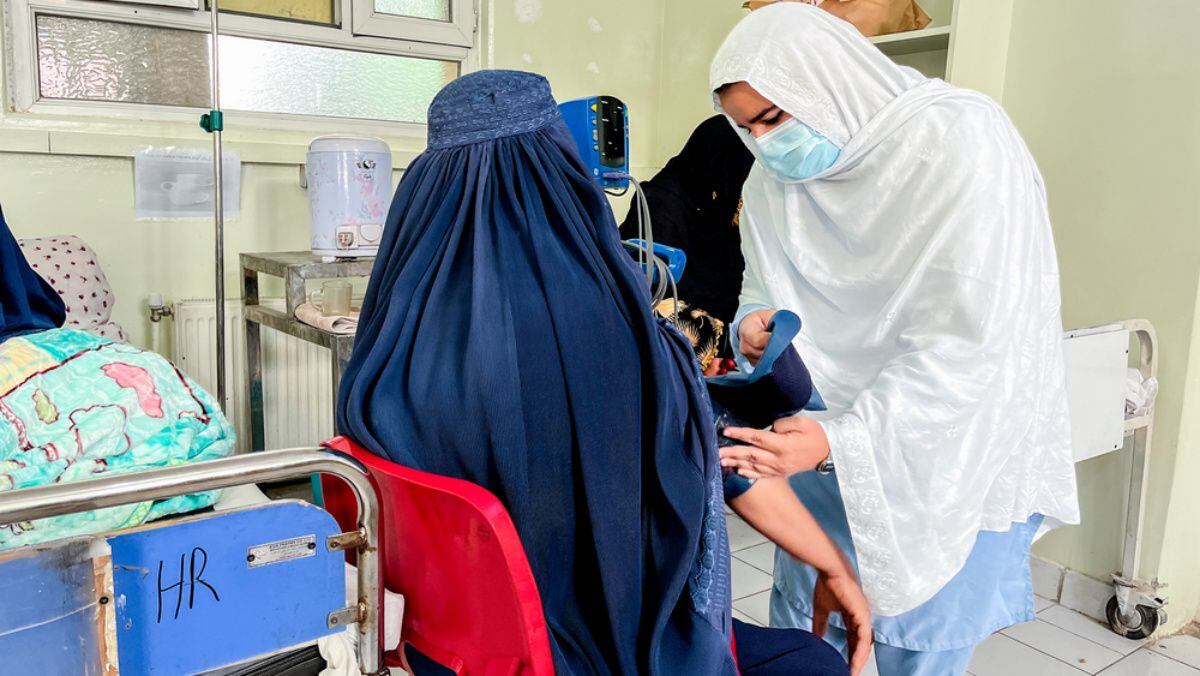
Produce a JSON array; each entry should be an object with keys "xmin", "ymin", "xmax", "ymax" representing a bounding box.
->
[{"xmin": 0, "ymin": 448, "xmax": 387, "ymax": 676}]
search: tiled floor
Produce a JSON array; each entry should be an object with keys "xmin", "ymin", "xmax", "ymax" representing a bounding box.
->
[{"xmin": 726, "ymin": 513, "xmax": 1200, "ymax": 675}]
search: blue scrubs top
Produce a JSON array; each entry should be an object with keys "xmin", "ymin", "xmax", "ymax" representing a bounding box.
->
[{"xmin": 774, "ymin": 471, "xmax": 1042, "ymax": 652}]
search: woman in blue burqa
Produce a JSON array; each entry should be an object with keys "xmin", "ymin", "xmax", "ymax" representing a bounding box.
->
[{"xmin": 338, "ymin": 70, "xmax": 869, "ymax": 675}]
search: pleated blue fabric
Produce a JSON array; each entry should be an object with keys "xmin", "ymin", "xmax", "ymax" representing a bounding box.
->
[{"xmin": 337, "ymin": 70, "xmax": 735, "ymax": 675}]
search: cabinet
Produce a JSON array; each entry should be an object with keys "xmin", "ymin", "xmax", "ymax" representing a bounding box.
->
[{"xmin": 873, "ymin": 0, "xmax": 1015, "ymax": 101}]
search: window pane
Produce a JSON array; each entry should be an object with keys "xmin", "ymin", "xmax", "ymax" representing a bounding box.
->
[
  {"xmin": 218, "ymin": 36, "xmax": 457, "ymax": 122},
  {"xmin": 209, "ymin": 0, "xmax": 336, "ymax": 27},
  {"xmin": 373, "ymin": 0, "xmax": 450, "ymax": 22},
  {"xmin": 35, "ymin": 15, "xmax": 458, "ymax": 123},
  {"xmin": 37, "ymin": 15, "xmax": 210, "ymax": 107}
]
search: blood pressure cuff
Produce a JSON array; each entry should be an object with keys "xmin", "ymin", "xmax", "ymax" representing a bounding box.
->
[
  {"xmin": 716, "ymin": 403, "xmax": 758, "ymax": 502},
  {"xmin": 705, "ymin": 310, "xmax": 824, "ymax": 431}
]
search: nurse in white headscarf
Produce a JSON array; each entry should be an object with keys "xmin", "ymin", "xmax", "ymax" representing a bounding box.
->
[{"xmin": 709, "ymin": 4, "xmax": 1080, "ymax": 675}]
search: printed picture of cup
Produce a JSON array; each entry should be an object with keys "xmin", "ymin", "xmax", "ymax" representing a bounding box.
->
[
  {"xmin": 161, "ymin": 173, "xmax": 215, "ymax": 206},
  {"xmin": 310, "ymin": 280, "xmax": 352, "ymax": 317}
]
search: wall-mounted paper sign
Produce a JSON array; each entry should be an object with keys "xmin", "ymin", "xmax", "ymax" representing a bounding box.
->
[{"xmin": 134, "ymin": 147, "xmax": 241, "ymax": 220}]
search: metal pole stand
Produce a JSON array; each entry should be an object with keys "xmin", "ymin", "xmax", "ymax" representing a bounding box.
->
[{"xmin": 201, "ymin": 1, "xmax": 228, "ymax": 412}]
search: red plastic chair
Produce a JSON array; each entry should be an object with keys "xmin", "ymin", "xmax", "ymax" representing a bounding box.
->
[{"xmin": 321, "ymin": 436, "xmax": 555, "ymax": 676}]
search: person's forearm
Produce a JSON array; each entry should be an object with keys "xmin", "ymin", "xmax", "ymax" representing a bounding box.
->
[{"xmin": 729, "ymin": 477, "xmax": 848, "ymax": 577}]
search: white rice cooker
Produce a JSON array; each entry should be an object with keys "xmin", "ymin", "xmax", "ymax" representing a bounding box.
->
[{"xmin": 306, "ymin": 136, "xmax": 393, "ymax": 259}]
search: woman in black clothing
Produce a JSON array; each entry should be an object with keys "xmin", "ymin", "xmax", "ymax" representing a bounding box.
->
[{"xmin": 619, "ymin": 115, "xmax": 755, "ymax": 332}]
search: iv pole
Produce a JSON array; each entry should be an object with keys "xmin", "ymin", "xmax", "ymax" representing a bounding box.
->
[{"xmin": 200, "ymin": 0, "xmax": 227, "ymax": 412}]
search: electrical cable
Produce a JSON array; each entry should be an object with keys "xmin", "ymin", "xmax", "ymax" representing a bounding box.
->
[{"xmin": 606, "ymin": 171, "xmax": 677, "ymax": 317}]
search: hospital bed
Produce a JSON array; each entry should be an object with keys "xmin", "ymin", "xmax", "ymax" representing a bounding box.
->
[
  {"xmin": 1062, "ymin": 319, "xmax": 1163, "ymax": 639},
  {"xmin": 0, "ymin": 448, "xmax": 387, "ymax": 676},
  {"xmin": 0, "ymin": 317, "xmax": 1166, "ymax": 675}
]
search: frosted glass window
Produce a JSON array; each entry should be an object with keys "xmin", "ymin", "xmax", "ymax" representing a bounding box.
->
[
  {"xmin": 209, "ymin": 0, "xmax": 336, "ymax": 26},
  {"xmin": 35, "ymin": 15, "xmax": 457, "ymax": 122},
  {"xmin": 37, "ymin": 15, "xmax": 210, "ymax": 107},
  {"xmin": 218, "ymin": 36, "xmax": 456, "ymax": 122},
  {"xmin": 373, "ymin": 0, "xmax": 449, "ymax": 22}
]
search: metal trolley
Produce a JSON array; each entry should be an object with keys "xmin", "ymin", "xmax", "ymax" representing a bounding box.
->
[
  {"xmin": 1107, "ymin": 320, "xmax": 1165, "ymax": 639},
  {"xmin": 1062, "ymin": 319, "xmax": 1165, "ymax": 638}
]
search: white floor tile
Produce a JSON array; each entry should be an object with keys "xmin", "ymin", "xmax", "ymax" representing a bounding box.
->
[
  {"xmin": 1151, "ymin": 636, "xmax": 1200, "ymax": 669},
  {"xmin": 732, "ymin": 589, "xmax": 772, "ymax": 625},
  {"xmin": 1098, "ymin": 649, "xmax": 1200, "ymax": 675},
  {"xmin": 1038, "ymin": 604, "xmax": 1146, "ymax": 656},
  {"xmin": 1032, "ymin": 557, "xmax": 1064, "ymax": 601},
  {"xmin": 1003, "ymin": 619, "xmax": 1123, "ymax": 673},
  {"xmin": 968, "ymin": 634, "xmax": 1086, "ymax": 676},
  {"xmin": 731, "ymin": 558, "xmax": 773, "ymax": 600},
  {"xmin": 733, "ymin": 541, "xmax": 776, "ymax": 575},
  {"xmin": 1035, "ymin": 595, "xmax": 1056, "ymax": 613},
  {"xmin": 726, "ymin": 514, "xmax": 769, "ymax": 553},
  {"xmin": 733, "ymin": 609, "xmax": 759, "ymax": 627},
  {"xmin": 1060, "ymin": 570, "xmax": 1113, "ymax": 623}
]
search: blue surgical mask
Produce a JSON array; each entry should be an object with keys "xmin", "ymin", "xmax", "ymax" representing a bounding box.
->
[{"xmin": 755, "ymin": 117, "xmax": 841, "ymax": 181}]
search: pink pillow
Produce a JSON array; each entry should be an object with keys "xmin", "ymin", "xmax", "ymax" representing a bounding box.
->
[{"xmin": 18, "ymin": 235, "xmax": 126, "ymax": 341}]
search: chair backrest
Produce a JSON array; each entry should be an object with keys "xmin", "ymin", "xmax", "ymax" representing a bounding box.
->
[{"xmin": 320, "ymin": 437, "xmax": 555, "ymax": 676}]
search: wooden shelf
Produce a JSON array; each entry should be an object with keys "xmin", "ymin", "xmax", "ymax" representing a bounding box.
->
[{"xmin": 871, "ymin": 25, "xmax": 951, "ymax": 56}]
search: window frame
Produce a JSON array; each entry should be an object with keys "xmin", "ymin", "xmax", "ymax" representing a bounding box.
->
[
  {"xmin": 5, "ymin": 0, "xmax": 480, "ymax": 134},
  {"xmin": 107, "ymin": 0, "xmax": 200, "ymax": 9},
  {"xmin": 352, "ymin": 0, "xmax": 473, "ymax": 48}
]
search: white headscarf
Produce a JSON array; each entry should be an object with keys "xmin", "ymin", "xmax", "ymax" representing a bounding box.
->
[{"xmin": 711, "ymin": 4, "xmax": 1079, "ymax": 616}]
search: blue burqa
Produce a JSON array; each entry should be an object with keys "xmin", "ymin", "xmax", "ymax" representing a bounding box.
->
[
  {"xmin": 337, "ymin": 71, "xmax": 736, "ymax": 674},
  {"xmin": 0, "ymin": 207, "xmax": 64, "ymax": 342}
]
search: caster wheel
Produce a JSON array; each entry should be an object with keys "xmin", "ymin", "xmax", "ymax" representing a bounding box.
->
[{"xmin": 1106, "ymin": 595, "xmax": 1161, "ymax": 640}]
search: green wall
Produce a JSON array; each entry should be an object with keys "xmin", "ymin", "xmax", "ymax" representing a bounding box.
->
[
  {"xmin": 488, "ymin": 0, "xmax": 667, "ymax": 175},
  {"xmin": 485, "ymin": 0, "xmax": 672, "ymax": 221},
  {"xmin": 0, "ymin": 154, "xmax": 315, "ymax": 354},
  {"xmin": 653, "ymin": 0, "xmax": 747, "ymax": 164},
  {"xmin": 1002, "ymin": 0, "xmax": 1200, "ymax": 630}
]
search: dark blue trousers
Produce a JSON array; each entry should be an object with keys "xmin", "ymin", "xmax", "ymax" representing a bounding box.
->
[{"xmin": 734, "ymin": 619, "xmax": 849, "ymax": 676}]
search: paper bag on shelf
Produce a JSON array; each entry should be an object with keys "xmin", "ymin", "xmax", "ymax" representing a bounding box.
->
[{"xmin": 742, "ymin": 0, "xmax": 932, "ymax": 37}]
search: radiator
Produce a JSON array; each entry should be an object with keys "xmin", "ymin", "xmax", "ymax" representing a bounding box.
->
[{"xmin": 172, "ymin": 299, "xmax": 334, "ymax": 452}]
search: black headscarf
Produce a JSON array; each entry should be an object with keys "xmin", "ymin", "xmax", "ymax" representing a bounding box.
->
[
  {"xmin": 1, "ymin": 206, "xmax": 64, "ymax": 342},
  {"xmin": 619, "ymin": 116, "xmax": 755, "ymax": 328}
]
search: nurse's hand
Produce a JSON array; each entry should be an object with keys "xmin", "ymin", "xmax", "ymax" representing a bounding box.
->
[
  {"xmin": 720, "ymin": 415, "xmax": 830, "ymax": 478},
  {"xmin": 738, "ymin": 309, "xmax": 776, "ymax": 366},
  {"xmin": 813, "ymin": 568, "xmax": 873, "ymax": 676}
]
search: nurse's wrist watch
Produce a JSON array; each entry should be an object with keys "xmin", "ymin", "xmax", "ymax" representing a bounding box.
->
[{"xmin": 815, "ymin": 452, "xmax": 834, "ymax": 475}]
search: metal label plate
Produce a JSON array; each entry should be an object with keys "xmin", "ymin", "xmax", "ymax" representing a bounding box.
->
[{"xmin": 247, "ymin": 534, "xmax": 317, "ymax": 569}]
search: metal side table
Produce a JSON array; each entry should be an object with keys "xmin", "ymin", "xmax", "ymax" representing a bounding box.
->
[{"xmin": 241, "ymin": 252, "xmax": 374, "ymax": 454}]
